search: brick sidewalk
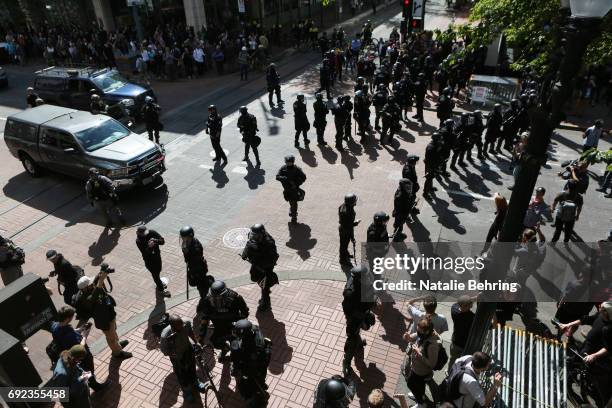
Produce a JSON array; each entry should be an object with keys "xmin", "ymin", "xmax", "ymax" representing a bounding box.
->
[{"xmin": 89, "ymin": 279, "xmax": 409, "ymax": 408}]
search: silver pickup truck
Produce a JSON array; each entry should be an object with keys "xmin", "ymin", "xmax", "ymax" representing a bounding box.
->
[{"xmin": 3, "ymin": 105, "xmax": 165, "ymax": 189}]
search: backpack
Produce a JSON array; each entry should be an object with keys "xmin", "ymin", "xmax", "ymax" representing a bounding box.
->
[
  {"xmin": 423, "ymin": 339, "xmax": 449, "ymax": 371},
  {"xmin": 46, "ymin": 341, "xmax": 61, "ymax": 370},
  {"xmin": 439, "ymin": 359, "xmax": 476, "ymax": 405},
  {"xmin": 558, "ymin": 200, "xmax": 577, "ymax": 222}
]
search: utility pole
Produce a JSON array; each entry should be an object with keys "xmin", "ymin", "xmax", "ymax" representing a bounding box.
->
[{"xmin": 463, "ymin": 5, "xmax": 608, "ymax": 355}]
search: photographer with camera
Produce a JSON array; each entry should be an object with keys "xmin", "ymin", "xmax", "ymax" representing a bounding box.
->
[
  {"xmin": 0, "ymin": 235, "xmax": 25, "ymax": 286},
  {"xmin": 50, "ymin": 306, "xmax": 110, "ymax": 392},
  {"xmin": 159, "ymin": 314, "xmax": 208, "ymax": 402},
  {"xmin": 46, "ymin": 250, "xmax": 83, "ymax": 306},
  {"xmin": 85, "ymin": 168, "xmax": 126, "ymax": 228},
  {"xmin": 73, "ymin": 265, "xmax": 132, "ymax": 360}
]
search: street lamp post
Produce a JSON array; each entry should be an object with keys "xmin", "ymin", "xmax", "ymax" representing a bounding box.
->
[{"xmin": 463, "ymin": 0, "xmax": 612, "ymax": 356}]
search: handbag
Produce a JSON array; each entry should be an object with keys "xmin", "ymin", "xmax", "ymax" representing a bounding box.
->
[{"xmin": 252, "ymin": 135, "xmax": 262, "ymax": 148}]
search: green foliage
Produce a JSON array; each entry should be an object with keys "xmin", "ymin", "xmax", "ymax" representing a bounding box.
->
[{"xmin": 584, "ymin": 14, "xmax": 612, "ymax": 66}]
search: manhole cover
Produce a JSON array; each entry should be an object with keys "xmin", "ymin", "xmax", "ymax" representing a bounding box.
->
[{"xmin": 223, "ymin": 228, "xmax": 251, "ymax": 249}]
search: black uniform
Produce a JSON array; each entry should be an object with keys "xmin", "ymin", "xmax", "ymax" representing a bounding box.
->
[
  {"xmin": 412, "ymin": 78, "xmax": 426, "ymax": 121},
  {"xmin": 50, "ymin": 254, "xmax": 81, "ymax": 306},
  {"xmin": 230, "ymin": 325, "xmax": 272, "ymax": 407},
  {"xmin": 338, "ymin": 204, "xmax": 358, "ymax": 265},
  {"xmin": 198, "ymin": 289, "xmax": 249, "ymax": 351},
  {"xmin": 241, "ymin": 232, "xmax": 279, "ymax": 311},
  {"xmin": 266, "ymin": 66, "xmax": 282, "ymax": 105},
  {"xmin": 237, "ymin": 112, "xmax": 261, "ymax": 164},
  {"xmin": 353, "ymin": 94, "xmax": 371, "ymax": 137},
  {"xmin": 484, "ymin": 110, "xmax": 503, "ymax": 153},
  {"xmin": 343, "ymin": 98, "xmax": 354, "ymax": 141},
  {"xmin": 85, "ymin": 174, "xmax": 124, "ymax": 227},
  {"xmin": 501, "ymin": 105, "xmax": 520, "ymax": 149},
  {"xmin": 313, "ymin": 375, "xmax": 356, "ymax": 407},
  {"xmin": 439, "ymin": 124, "xmax": 456, "ymax": 174},
  {"xmin": 90, "ymin": 100, "xmax": 107, "ymax": 115},
  {"xmin": 392, "ymin": 182, "xmax": 416, "ymax": 241},
  {"xmin": 142, "ymin": 102, "xmax": 162, "ymax": 144},
  {"xmin": 26, "ymin": 92, "xmax": 39, "ymax": 108},
  {"xmin": 380, "ymin": 100, "xmax": 401, "ymax": 145},
  {"xmin": 436, "ymin": 94, "xmax": 454, "ymax": 127},
  {"xmin": 313, "ymin": 99, "xmax": 329, "ymax": 145},
  {"xmin": 207, "ymin": 112, "xmax": 227, "ymax": 163},
  {"xmin": 319, "ymin": 63, "xmax": 332, "ymax": 99},
  {"xmin": 424, "ymin": 139, "xmax": 443, "ymax": 196},
  {"xmin": 450, "ymin": 117, "xmax": 470, "ymax": 168},
  {"xmin": 332, "ymin": 100, "xmax": 348, "ymax": 150},
  {"xmin": 136, "ymin": 230, "xmax": 166, "ymax": 292},
  {"xmin": 372, "ymin": 88, "xmax": 388, "ymax": 130},
  {"xmin": 182, "ymin": 237, "xmax": 211, "ymax": 298},
  {"xmin": 341, "ymin": 271, "xmax": 376, "ymax": 373},
  {"xmin": 293, "ymin": 99, "xmax": 310, "ymax": 146},
  {"xmin": 466, "ymin": 113, "xmax": 484, "ymax": 160},
  {"xmin": 276, "ymin": 163, "xmax": 307, "ymax": 222}
]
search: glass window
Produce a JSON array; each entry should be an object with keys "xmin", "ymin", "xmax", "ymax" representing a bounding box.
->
[
  {"xmin": 6, "ymin": 120, "xmax": 37, "ymax": 142},
  {"xmin": 74, "ymin": 118, "xmax": 130, "ymax": 152},
  {"xmin": 91, "ymin": 72, "xmax": 128, "ymax": 93}
]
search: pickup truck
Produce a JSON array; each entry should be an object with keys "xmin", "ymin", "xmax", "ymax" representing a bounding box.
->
[{"xmin": 3, "ymin": 105, "xmax": 165, "ymax": 189}]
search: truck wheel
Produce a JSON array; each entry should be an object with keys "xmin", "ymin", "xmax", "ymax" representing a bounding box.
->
[{"xmin": 20, "ymin": 153, "xmax": 42, "ymax": 177}]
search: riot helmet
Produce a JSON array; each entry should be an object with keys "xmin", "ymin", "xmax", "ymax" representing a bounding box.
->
[
  {"xmin": 324, "ymin": 379, "xmax": 346, "ymax": 402},
  {"xmin": 239, "ymin": 106, "xmax": 248, "ymax": 115},
  {"xmin": 373, "ymin": 211, "xmax": 389, "ymax": 224},
  {"xmin": 344, "ymin": 193, "xmax": 357, "ymax": 206},
  {"xmin": 233, "ymin": 319, "xmax": 253, "ymax": 338},
  {"xmin": 210, "ymin": 280, "xmax": 227, "ymax": 297}
]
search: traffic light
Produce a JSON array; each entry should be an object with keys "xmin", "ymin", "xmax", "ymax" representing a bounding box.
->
[
  {"xmin": 402, "ymin": 0, "xmax": 412, "ymax": 19},
  {"xmin": 412, "ymin": 17, "xmax": 424, "ymax": 30}
]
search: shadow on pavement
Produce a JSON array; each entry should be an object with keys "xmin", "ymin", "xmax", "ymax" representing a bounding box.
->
[
  {"xmin": 88, "ymin": 227, "xmax": 121, "ymax": 266},
  {"xmin": 95, "ymin": 357, "xmax": 123, "ymax": 408},
  {"xmin": 159, "ymin": 372, "xmax": 181, "ymax": 408},
  {"xmin": 255, "ymin": 310, "xmax": 294, "ymax": 375},
  {"xmin": 286, "ymin": 222, "xmax": 317, "ymax": 260},
  {"xmin": 244, "ymin": 163, "xmax": 266, "ymax": 189},
  {"xmin": 210, "ymin": 162, "xmax": 230, "ymax": 188},
  {"xmin": 319, "ymin": 144, "xmax": 338, "ymax": 164},
  {"xmin": 298, "ymin": 145, "xmax": 318, "ymax": 167}
]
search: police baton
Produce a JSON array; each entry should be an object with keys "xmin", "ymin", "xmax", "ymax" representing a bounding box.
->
[{"xmin": 186, "ymin": 270, "xmax": 190, "ymax": 300}]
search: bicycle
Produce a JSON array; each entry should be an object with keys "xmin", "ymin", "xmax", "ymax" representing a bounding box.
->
[{"xmin": 193, "ymin": 343, "xmax": 223, "ymax": 407}]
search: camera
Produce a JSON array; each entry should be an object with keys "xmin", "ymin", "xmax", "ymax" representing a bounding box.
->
[{"xmin": 100, "ymin": 263, "xmax": 115, "ymax": 274}]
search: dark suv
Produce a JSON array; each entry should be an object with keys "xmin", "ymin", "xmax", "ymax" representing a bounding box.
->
[{"xmin": 33, "ymin": 67, "xmax": 155, "ymax": 118}]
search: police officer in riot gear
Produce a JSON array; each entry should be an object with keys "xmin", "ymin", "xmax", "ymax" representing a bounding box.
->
[
  {"xmin": 241, "ymin": 224, "xmax": 279, "ymax": 312},
  {"xmin": 372, "ymin": 83, "xmax": 388, "ymax": 131},
  {"xmin": 466, "ymin": 110, "xmax": 485, "ymax": 161},
  {"xmin": 319, "ymin": 60, "xmax": 332, "ymax": 99},
  {"xmin": 342, "ymin": 265, "xmax": 376, "ymax": 375},
  {"xmin": 484, "ymin": 103, "xmax": 503, "ymax": 154},
  {"xmin": 180, "ymin": 226, "xmax": 212, "ymax": 299},
  {"xmin": 276, "ymin": 155, "xmax": 307, "ymax": 224},
  {"xmin": 237, "ymin": 106, "xmax": 261, "ymax": 166},
  {"xmin": 85, "ymin": 168, "xmax": 125, "ymax": 227},
  {"xmin": 198, "ymin": 280, "xmax": 249, "ymax": 361},
  {"xmin": 90, "ymin": 94, "xmax": 107, "ymax": 115},
  {"xmin": 313, "ymin": 375, "xmax": 356, "ymax": 407},
  {"xmin": 332, "ymin": 96, "xmax": 348, "ymax": 151},
  {"xmin": 380, "ymin": 95, "xmax": 401, "ymax": 145},
  {"xmin": 293, "ymin": 94, "xmax": 310, "ymax": 147},
  {"xmin": 401, "ymin": 154, "xmax": 420, "ymax": 193},
  {"xmin": 353, "ymin": 90, "xmax": 371, "ymax": 139},
  {"xmin": 450, "ymin": 112, "xmax": 471, "ymax": 168},
  {"xmin": 229, "ymin": 319, "xmax": 272, "ymax": 407},
  {"xmin": 313, "ymin": 93, "xmax": 329, "ymax": 145},
  {"xmin": 424, "ymin": 132, "xmax": 444, "ymax": 197},
  {"xmin": 412, "ymin": 72, "xmax": 427, "ymax": 122},
  {"xmin": 392, "ymin": 178, "xmax": 416, "ymax": 241},
  {"xmin": 206, "ymin": 105, "xmax": 227, "ymax": 164},
  {"xmin": 46, "ymin": 249, "xmax": 81, "ymax": 306},
  {"xmin": 142, "ymin": 96, "xmax": 162, "ymax": 144},
  {"xmin": 136, "ymin": 225, "xmax": 170, "ymax": 297},
  {"xmin": 354, "ymin": 76, "xmax": 368, "ymax": 94},
  {"xmin": 367, "ymin": 211, "xmax": 390, "ymax": 243},
  {"xmin": 436, "ymin": 86, "xmax": 454, "ymax": 127},
  {"xmin": 266, "ymin": 63, "xmax": 283, "ymax": 107},
  {"xmin": 342, "ymin": 95, "xmax": 354, "ymax": 141},
  {"xmin": 338, "ymin": 194, "xmax": 361, "ymax": 266},
  {"xmin": 439, "ymin": 118, "xmax": 456, "ymax": 177},
  {"xmin": 501, "ymin": 98, "xmax": 521, "ymax": 150}
]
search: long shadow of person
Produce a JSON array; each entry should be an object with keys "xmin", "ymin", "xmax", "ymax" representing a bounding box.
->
[
  {"xmin": 374, "ymin": 291, "xmax": 409, "ymax": 352},
  {"xmin": 244, "ymin": 162, "xmax": 266, "ymax": 190},
  {"xmin": 319, "ymin": 144, "xmax": 338, "ymax": 164},
  {"xmin": 95, "ymin": 357, "xmax": 123, "ymax": 408},
  {"xmin": 286, "ymin": 222, "xmax": 317, "ymax": 260},
  {"xmin": 210, "ymin": 161, "xmax": 229, "ymax": 188},
  {"xmin": 351, "ymin": 360, "xmax": 387, "ymax": 408},
  {"xmin": 144, "ymin": 297, "xmax": 167, "ymax": 350},
  {"xmin": 298, "ymin": 145, "xmax": 318, "ymax": 167},
  {"xmin": 255, "ymin": 310, "xmax": 293, "ymax": 375},
  {"xmin": 158, "ymin": 372, "xmax": 181, "ymax": 408},
  {"xmin": 347, "ymin": 138, "xmax": 364, "ymax": 156},
  {"xmin": 88, "ymin": 226, "xmax": 121, "ymax": 266},
  {"xmin": 426, "ymin": 196, "xmax": 466, "ymax": 235},
  {"xmin": 340, "ymin": 151, "xmax": 360, "ymax": 180}
]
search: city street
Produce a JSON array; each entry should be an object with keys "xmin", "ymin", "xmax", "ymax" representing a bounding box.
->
[{"xmin": 0, "ymin": 0, "xmax": 610, "ymax": 407}]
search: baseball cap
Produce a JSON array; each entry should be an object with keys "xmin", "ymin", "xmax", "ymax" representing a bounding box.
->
[{"xmin": 77, "ymin": 276, "xmax": 93, "ymax": 290}]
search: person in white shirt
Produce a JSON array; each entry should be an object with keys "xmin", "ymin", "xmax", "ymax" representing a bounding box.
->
[
  {"xmin": 451, "ymin": 352, "xmax": 502, "ymax": 408},
  {"xmin": 404, "ymin": 295, "xmax": 449, "ymax": 340},
  {"xmin": 582, "ymin": 119, "xmax": 604, "ymax": 152},
  {"xmin": 192, "ymin": 45, "xmax": 205, "ymax": 76}
]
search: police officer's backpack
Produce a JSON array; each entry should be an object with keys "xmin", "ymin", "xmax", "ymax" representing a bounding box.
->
[
  {"xmin": 557, "ymin": 200, "xmax": 577, "ymax": 222},
  {"xmin": 438, "ymin": 359, "xmax": 476, "ymax": 405}
]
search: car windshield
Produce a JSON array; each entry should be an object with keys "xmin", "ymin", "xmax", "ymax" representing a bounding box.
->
[
  {"xmin": 91, "ymin": 72, "xmax": 127, "ymax": 93},
  {"xmin": 75, "ymin": 118, "xmax": 130, "ymax": 152}
]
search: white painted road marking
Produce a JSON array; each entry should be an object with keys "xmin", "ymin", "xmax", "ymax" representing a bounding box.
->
[
  {"xmin": 231, "ymin": 166, "xmax": 248, "ymax": 175},
  {"xmin": 445, "ymin": 189, "xmax": 494, "ymax": 201}
]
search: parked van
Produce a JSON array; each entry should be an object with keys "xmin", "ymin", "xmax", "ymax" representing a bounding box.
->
[{"xmin": 3, "ymin": 105, "xmax": 165, "ymax": 189}]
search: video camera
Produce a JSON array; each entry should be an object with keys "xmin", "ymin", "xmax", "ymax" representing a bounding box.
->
[
  {"xmin": 100, "ymin": 263, "xmax": 115, "ymax": 274},
  {"xmin": 94, "ymin": 262, "xmax": 115, "ymax": 292}
]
